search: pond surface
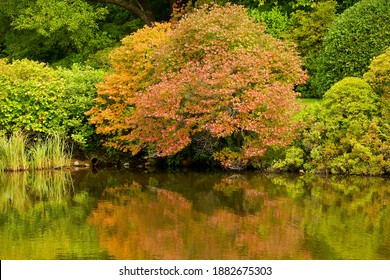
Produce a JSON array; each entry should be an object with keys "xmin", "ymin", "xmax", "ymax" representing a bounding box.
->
[{"xmin": 0, "ymin": 169, "xmax": 389, "ymax": 260}]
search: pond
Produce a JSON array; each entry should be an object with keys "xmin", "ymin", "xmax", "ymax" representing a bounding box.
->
[{"xmin": 0, "ymin": 169, "xmax": 389, "ymax": 260}]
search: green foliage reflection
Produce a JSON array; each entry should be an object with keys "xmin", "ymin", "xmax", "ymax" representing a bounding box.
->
[
  {"xmin": 0, "ymin": 171, "xmax": 73, "ymax": 213},
  {"xmin": 0, "ymin": 170, "xmax": 107, "ymax": 259}
]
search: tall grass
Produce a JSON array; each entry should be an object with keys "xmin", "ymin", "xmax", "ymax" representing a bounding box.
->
[
  {"xmin": 30, "ymin": 139, "xmax": 48, "ymax": 170},
  {"xmin": 0, "ymin": 132, "xmax": 72, "ymax": 172},
  {"xmin": 30, "ymin": 134, "xmax": 72, "ymax": 170},
  {"xmin": 47, "ymin": 134, "xmax": 72, "ymax": 169},
  {"xmin": 0, "ymin": 132, "xmax": 29, "ymax": 171}
]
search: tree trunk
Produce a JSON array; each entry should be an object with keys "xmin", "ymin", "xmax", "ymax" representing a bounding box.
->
[{"xmin": 94, "ymin": 0, "xmax": 156, "ymax": 26}]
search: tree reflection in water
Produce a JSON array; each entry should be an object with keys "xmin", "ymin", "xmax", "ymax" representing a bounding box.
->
[
  {"xmin": 1, "ymin": 170, "xmax": 389, "ymax": 259},
  {"xmin": 88, "ymin": 173, "xmax": 390, "ymax": 260}
]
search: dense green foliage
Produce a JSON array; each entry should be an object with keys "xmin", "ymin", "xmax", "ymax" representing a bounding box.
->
[
  {"xmin": 1, "ymin": 0, "xmax": 104, "ymax": 62},
  {"xmin": 363, "ymin": 48, "xmax": 390, "ymax": 166},
  {"xmin": 248, "ymin": 4, "xmax": 290, "ymax": 39},
  {"xmin": 0, "ymin": 59, "xmax": 105, "ymax": 151},
  {"xmin": 0, "ymin": 0, "xmax": 143, "ymax": 66},
  {"xmin": 233, "ymin": 0, "xmax": 356, "ymax": 40},
  {"xmin": 0, "ymin": 0, "xmax": 364, "ymax": 70},
  {"xmin": 289, "ymin": 0, "xmax": 337, "ymax": 60},
  {"xmin": 274, "ymin": 77, "xmax": 390, "ymax": 175},
  {"xmin": 364, "ymin": 48, "xmax": 390, "ymax": 124},
  {"xmin": 311, "ymin": 0, "xmax": 390, "ymax": 97},
  {"xmin": 288, "ymin": 0, "xmax": 337, "ymax": 97}
]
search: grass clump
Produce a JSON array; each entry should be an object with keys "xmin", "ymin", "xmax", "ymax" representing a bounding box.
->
[
  {"xmin": 0, "ymin": 132, "xmax": 72, "ymax": 172},
  {"xmin": 30, "ymin": 134, "xmax": 72, "ymax": 170},
  {"xmin": 0, "ymin": 132, "xmax": 29, "ymax": 171}
]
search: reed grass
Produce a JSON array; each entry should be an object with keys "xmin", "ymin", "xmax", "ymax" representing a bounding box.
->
[
  {"xmin": 46, "ymin": 134, "xmax": 72, "ymax": 169},
  {"xmin": 0, "ymin": 132, "xmax": 29, "ymax": 171},
  {"xmin": 0, "ymin": 132, "xmax": 72, "ymax": 172},
  {"xmin": 30, "ymin": 139, "xmax": 48, "ymax": 170}
]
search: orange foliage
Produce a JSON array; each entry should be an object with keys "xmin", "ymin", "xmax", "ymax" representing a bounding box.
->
[
  {"xmin": 87, "ymin": 23, "xmax": 171, "ymax": 152},
  {"xmin": 88, "ymin": 4, "xmax": 307, "ymax": 168},
  {"xmin": 88, "ymin": 182, "xmax": 311, "ymax": 259}
]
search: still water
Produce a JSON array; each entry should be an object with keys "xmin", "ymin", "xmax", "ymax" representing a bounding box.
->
[{"xmin": 0, "ymin": 169, "xmax": 389, "ymax": 260}]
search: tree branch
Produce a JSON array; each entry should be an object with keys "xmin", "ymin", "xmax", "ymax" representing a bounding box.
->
[{"xmin": 93, "ymin": 0, "xmax": 155, "ymax": 26}]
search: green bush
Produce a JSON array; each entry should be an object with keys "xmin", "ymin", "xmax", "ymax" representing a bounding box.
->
[
  {"xmin": 289, "ymin": 0, "xmax": 338, "ymax": 97},
  {"xmin": 0, "ymin": 59, "xmax": 66, "ymax": 133},
  {"xmin": 319, "ymin": 77, "xmax": 380, "ymax": 122},
  {"xmin": 311, "ymin": 0, "xmax": 390, "ymax": 97},
  {"xmin": 364, "ymin": 47, "xmax": 390, "ymax": 126},
  {"xmin": 56, "ymin": 64, "xmax": 105, "ymax": 150},
  {"xmin": 0, "ymin": 59, "xmax": 105, "ymax": 152},
  {"xmin": 364, "ymin": 47, "xmax": 390, "ymax": 96},
  {"xmin": 311, "ymin": 77, "xmax": 389, "ymax": 174},
  {"xmin": 274, "ymin": 77, "xmax": 390, "ymax": 175},
  {"xmin": 272, "ymin": 146, "xmax": 305, "ymax": 172}
]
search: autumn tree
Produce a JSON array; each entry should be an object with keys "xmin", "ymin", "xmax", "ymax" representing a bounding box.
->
[
  {"xmin": 89, "ymin": 4, "xmax": 306, "ymax": 169},
  {"xmin": 87, "ymin": 22, "xmax": 171, "ymax": 152}
]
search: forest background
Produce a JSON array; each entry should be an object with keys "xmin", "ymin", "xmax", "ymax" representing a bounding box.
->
[{"xmin": 0, "ymin": 0, "xmax": 389, "ymax": 175}]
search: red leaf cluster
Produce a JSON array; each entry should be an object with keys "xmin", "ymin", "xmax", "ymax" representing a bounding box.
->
[{"xmin": 88, "ymin": 4, "xmax": 307, "ymax": 168}]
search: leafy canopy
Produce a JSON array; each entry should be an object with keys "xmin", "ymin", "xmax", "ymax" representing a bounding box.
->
[{"xmin": 89, "ymin": 4, "xmax": 307, "ymax": 169}]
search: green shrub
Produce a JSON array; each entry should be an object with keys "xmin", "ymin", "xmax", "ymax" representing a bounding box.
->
[
  {"xmin": 311, "ymin": 0, "xmax": 390, "ymax": 97},
  {"xmin": 56, "ymin": 64, "xmax": 105, "ymax": 151},
  {"xmin": 0, "ymin": 59, "xmax": 66, "ymax": 133},
  {"xmin": 313, "ymin": 78, "xmax": 389, "ymax": 174},
  {"xmin": 275, "ymin": 77, "xmax": 390, "ymax": 175},
  {"xmin": 272, "ymin": 146, "xmax": 305, "ymax": 172},
  {"xmin": 0, "ymin": 59, "xmax": 104, "ymax": 152},
  {"xmin": 319, "ymin": 77, "xmax": 380, "ymax": 122},
  {"xmin": 364, "ymin": 47, "xmax": 390, "ymax": 96},
  {"xmin": 364, "ymin": 47, "xmax": 390, "ymax": 125}
]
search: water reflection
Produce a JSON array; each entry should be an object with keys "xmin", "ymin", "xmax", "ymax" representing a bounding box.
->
[
  {"xmin": 86, "ymin": 172, "xmax": 390, "ymax": 260},
  {"xmin": 0, "ymin": 171, "xmax": 108, "ymax": 259},
  {"xmin": 0, "ymin": 171, "xmax": 73, "ymax": 213},
  {"xmin": 1, "ymin": 170, "xmax": 390, "ymax": 259}
]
